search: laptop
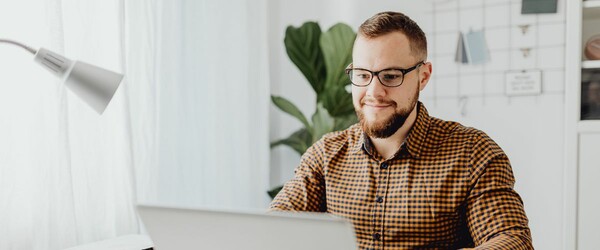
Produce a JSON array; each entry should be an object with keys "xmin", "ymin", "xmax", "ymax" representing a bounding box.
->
[{"xmin": 137, "ymin": 204, "xmax": 358, "ymax": 250}]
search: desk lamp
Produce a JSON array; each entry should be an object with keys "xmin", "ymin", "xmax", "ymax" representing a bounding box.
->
[{"xmin": 0, "ymin": 38, "xmax": 123, "ymax": 114}]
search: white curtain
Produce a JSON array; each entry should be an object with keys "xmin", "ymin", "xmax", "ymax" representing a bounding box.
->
[
  {"xmin": 124, "ymin": 0, "xmax": 271, "ymax": 210},
  {"xmin": 0, "ymin": 0, "xmax": 137, "ymax": 249},
  {"xmin": 1, "ymin": 0, "xmax": 270, "ymax": 248}
]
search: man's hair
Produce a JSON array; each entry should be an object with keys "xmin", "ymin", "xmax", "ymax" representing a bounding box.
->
[{"xmin": 358, "ymin": 11, "xmax": 427, "ymax": 61}]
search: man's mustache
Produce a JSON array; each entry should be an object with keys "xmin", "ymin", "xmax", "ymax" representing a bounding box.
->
[{"xmin": 360, "ymin": 97, "xmax": 396, "ymax": 107}]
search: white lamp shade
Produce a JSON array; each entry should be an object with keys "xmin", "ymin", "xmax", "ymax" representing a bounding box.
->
[
  {"xmin": 64, "ymin": 61, "xmax": 123, "ymax": 114},
  {"xmin": 34, "ymin": 48, "xmax": 123, "ymax": 114}
]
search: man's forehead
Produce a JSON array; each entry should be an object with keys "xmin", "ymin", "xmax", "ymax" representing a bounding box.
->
[
  {"xmin": 354, "ymin": 32, "xmax": 410, "ymax": 46},
  {"xmin": 353, "ymin": 33, "xmax": 411, "ymax": 56},
  {"xmin": 352, "ymin": 34, "xmax": 416, "ymax": 69}
]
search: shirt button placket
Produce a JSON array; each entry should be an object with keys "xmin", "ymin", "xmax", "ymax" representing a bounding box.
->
[
  {"xmin": 374, "ymin": 162, "xmax": 388, "ymax": 249},
  {"xmin": 378, "ymin": 162, "xmax": 389, "ymax": 206}
]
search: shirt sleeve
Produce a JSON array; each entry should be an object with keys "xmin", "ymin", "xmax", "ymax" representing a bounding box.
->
[
  {"xmin": 466, "ymin": 134, "xmax": 533, "ymax": 249},
  {"xmin": 269, "ymin": 140, "xmax": 327, "ymax": 212}
]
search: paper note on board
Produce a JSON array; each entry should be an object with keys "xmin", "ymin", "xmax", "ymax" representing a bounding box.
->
[
  {"xmin": 455, "ymin": 30, "xmax": 490, "ymax": 65},
  {"xmin": 505, "ymin": 70, "xmax": 542, "ymax": 96}
]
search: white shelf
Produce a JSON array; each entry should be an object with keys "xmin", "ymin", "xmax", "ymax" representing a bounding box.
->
[
  {"xmin": 578, "ymin": 120, "xmax": 600, "ymax": 133},
  {"xmin": 584, "ymin": 0, "xmax": 600, "ymax": 9},
  {"xmin": 582, "ymin": 60, "xmax": 600, "ymax": 68}
]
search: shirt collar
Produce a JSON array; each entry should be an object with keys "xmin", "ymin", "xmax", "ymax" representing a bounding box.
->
[
  {"xmin": 352, "ymin": 101, "xmax": 431, "ymax": 159},
  {"xmin": 351, "ymin": 128, "xmax": 367, "ymax": 154},
  {"xmin": 404, "ymin": 102, "xmax": 431, "ymax": 159}
]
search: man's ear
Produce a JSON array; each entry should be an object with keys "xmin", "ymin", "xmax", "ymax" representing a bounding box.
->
[{"xmin": 418, "ymin": 62, "xmax": 432, "ymax": 91}]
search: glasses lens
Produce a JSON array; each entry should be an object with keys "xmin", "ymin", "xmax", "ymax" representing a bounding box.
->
[
  {"xmin": 379, "ymin": 69, "xmax": 404, "ymax": 87},
  {"xmin": 349, "ymin": 69, "xmax": 372, "ymax": 86}
]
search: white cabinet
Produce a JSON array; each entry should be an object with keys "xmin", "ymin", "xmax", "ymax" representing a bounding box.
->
[
  {"xmin": 566, "ymin": 1, "xmax": 600, "ymax": 249},
  {"xmin": 577, "ymin": 133, "xmax": 600, "ymax": 250}
]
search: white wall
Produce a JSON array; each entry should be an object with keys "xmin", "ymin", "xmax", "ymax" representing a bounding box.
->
[{"xmin": 268, "ymin": 0, "xmax": 565, "ymax": 249}]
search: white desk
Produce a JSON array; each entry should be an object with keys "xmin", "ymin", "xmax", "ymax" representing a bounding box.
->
[{"xmin": 63, "ymin": 235, "xmax": 153, "ymax": 250}]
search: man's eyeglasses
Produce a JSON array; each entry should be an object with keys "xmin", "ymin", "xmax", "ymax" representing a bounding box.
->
[{"xmin": 345, "ymin": 61, "xmax": 424, "ymax": 87}]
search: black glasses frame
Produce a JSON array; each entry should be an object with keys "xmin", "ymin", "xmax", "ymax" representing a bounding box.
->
[{"xmin": 345, "ymin": 61, "xmax": 424, "ymax": 87}]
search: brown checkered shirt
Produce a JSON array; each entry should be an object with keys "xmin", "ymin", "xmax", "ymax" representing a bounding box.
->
[{"xmin": 270, "ymin": 102, "xmax": 532, "ymax": 249}]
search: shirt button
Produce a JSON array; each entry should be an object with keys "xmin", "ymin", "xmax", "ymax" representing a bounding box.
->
[
  {"xmin": 376, "ymin": 196, "xmax": 384, "ymax": 203},
  {"xmin": 373, "ymin": 233, "xmax": 381, "ymax": 240},
  {"xmin": 380, "ymin": 163, "xmax": 388, "ymax": 169}
]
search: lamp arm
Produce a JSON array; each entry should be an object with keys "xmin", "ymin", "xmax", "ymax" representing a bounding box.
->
[{"xmin": 0, "ymin": 39, "xmax": 37, "ymax": 55}]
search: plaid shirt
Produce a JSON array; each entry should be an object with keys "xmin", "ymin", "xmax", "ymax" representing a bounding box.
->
[{"xmin": 270, "ymin": 102, "xmax": 532, "ymax": 249}]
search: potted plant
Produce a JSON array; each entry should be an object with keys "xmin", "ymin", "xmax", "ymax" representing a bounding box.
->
[{"xmin": 269, "ymin": 22, "xmax": 357, "ymax": 198}]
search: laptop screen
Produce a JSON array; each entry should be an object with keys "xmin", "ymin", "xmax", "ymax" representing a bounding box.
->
[{"xmin": 137, "ymin": 204, "xmax": 357, "ymax": 250}]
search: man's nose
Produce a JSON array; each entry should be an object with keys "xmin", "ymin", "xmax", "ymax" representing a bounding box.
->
[{"xmin": 365, "ymin": 76, "xmax": 386, "ymax": 97}]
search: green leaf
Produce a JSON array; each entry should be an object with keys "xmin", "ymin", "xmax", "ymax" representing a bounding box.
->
[
  {"xmin": 320, "ymin": 23, "xmax": 355, "ymax": 91},
  {"xmin": 311, "ymin": 103, "xmax": 335, "ymax": 142},
  {"xmin": 321, "ymin": 85, "xmax": 355, "ymax": 117},
  {"xmin": 271, "ymin": 95, "xmax": 310, "ymax": 128},
  {"xmin": 270, "ymin": 128, "xmax": 312, "ymax": 155},
  {"xmin": 271, "ymin": 22, "xmax": 357, "ymax": 197},
  {"xmin": 333, "ymin": 113, "xmax": 358, "ymax": 131},
  {"xmin": 284, "ymin": 22, "xmax": 326, "ymax": 94},
  {"xmin": 267, "ymin": 185, "xmax": 283, "ymax": 199}
]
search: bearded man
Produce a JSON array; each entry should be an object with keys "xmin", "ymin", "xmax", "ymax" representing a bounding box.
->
[{"xmin": 270, "ymin": 11, "xmax": 533, "ymax": 250}]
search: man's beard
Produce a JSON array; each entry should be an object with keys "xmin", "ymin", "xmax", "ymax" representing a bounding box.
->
[{"xmin": 356, "ymin": 89, "xmax": 419, "ymax": 139}]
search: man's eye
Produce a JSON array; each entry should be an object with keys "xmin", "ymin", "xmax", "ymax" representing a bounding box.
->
[
  {"xmin": 382, "ymin": 74, "xmax": 401, "ymax": 80},
  {"xmin": 355, "ymin": 74, "xmax": 370, "ymax": 79}
]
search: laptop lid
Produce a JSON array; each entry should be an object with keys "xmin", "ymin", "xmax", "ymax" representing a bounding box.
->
[{"xmin": 137, "ymin": 204, "xmax": 357, "ymax": 250}]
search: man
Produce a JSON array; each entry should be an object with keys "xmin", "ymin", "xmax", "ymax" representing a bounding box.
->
[{"xmin": 270, "ymin": 11, "xmax": 532, "ymax": 249}]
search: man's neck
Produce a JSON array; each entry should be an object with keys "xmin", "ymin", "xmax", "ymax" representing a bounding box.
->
[{"xmin": 370, "ymin": 105, "xmax": 419, "ymax": 160}]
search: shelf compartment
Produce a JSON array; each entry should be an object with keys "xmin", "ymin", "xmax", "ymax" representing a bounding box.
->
[
  {"xmin": 578, "ymin": 120, "xmax": 600, "ymax": 132},
  {"xmin": 584, "ymin": 0, "xmax": 600, "ymax": 24}
]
